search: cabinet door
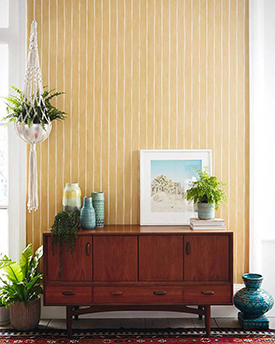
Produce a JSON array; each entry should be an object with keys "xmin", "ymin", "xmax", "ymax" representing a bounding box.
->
[
  {"xmin": 47, "ymin": 236, "xmax": 93, "ymax": 281},
  {"xmin": 139, "ymin": 235, "xmax": 183, "ymax": 281},
  {"xmin": 93, "ymin": 236, "xmax": 138, "ymax": 281},
  {"xmin": 184, "ymin": 235, "xmax": 229, "ymax": 281}
]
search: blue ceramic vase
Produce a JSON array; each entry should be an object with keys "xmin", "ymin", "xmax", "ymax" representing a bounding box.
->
[
  {"xmin": 80, "ymin": 197, "xmax": 96, "ymax": 229},
  {"xmin": 92, "ymin": 192, "xmax": 104, "ymax": 228},
  {"xmin": 197, "ymin": 202, "xmax": 215, "ymax": 220},
  {"xmin": 234, "ymin": 273, "xmax": 274, "ymax": 329}
]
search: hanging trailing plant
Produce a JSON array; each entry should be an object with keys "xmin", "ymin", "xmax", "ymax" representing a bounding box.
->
[{"xmin": 51, "ymin": 211, "xmax": 79, "ymax": 280}]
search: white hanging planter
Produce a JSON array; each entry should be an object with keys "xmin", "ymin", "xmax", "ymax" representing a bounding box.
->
[
  {"xmin": 15, "ymin": 123, "xmax": 52, "ymax": 145},
  {"xmin": 3, "ymin": 1, "xmax": 66, "ymax": 212},
  {"xmin": 15, "ymin": 122, "xmax": 52, "ymax": 212},
  {"xmin": 21, "ymin": 19, "xmax": 51, "ymax": 212}
]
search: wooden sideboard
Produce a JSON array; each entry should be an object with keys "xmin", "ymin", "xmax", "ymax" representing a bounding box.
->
[{"xmin": 43, "ymin": 225, "xmax": 233, "ymax": 336}]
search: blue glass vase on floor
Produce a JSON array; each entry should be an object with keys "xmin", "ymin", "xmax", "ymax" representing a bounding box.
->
[
  {"xmin": 234, "ymin": 273, "xmax": 274, "ymax": 330},
  {"xmin": 80, "ymin": 197, "xmax": 96, "ymax": 229}
]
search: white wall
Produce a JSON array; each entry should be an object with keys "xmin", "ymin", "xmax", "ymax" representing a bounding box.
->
[{"xmin": 250, "ymin": 0, "xmax": 275, "ymax": 315}]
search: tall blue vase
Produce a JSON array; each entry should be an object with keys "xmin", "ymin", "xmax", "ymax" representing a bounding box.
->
[
  {"xmin": 80, "ymin": 197, "xmax": 96, "ymax": 229},
  {"xmin": 92, "ymin": 192, "xmax": 104, "ymax": 228},
  {"xmin": 234, "ymin": 273, "xmax": 274, "ymax": 329}
]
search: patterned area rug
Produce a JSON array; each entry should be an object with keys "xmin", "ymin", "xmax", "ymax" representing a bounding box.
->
[{"xmin": 0, "ymin": 329, "xmax": 275, "ymax": 343}]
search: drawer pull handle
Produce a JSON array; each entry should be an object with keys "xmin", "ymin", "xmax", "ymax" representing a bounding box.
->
[
  {"xmin": 62, "ymin": 291, "xmax": 76, "ymax": 296},
  {"xmin": 186, "ymin": 242, "xmax": 191, "ymax": 255},
  {"xmin": 153, "ymin": 290, "xmax": 167, "ymax": 296},
  {"xmin": 86, "ymin": 243, "xmax": 91, "ymax": 256},
  {"xmin": 110, "ymin": 291, "xmax": 124, "ymax": 296},
  {"xmin": 201, "ymin": 290, "xmax": 215, "ymax": 295}
]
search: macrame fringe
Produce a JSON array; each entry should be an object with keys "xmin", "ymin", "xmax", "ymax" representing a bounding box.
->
[{"xmin": 27, "ymin": 144, "xmax": 38, "ymax": 212}]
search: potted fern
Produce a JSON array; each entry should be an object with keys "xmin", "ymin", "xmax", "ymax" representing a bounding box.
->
[
  {"xmin": 3, "ymin": 86, "xmax": 66, "ymax": 128},
  {"xmin": 0, "ymin": 244, "xmax": 43, "ymax": 331},
  {"xmin": 186, "ymin": 169, "xmax": 227, "ymax": 220}
]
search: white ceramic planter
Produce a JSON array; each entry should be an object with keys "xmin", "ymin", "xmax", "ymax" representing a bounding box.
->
[
  {"xmin": 197, "ymin": 202, "xmax": 215, "ymax": 220},
  {"xmin": 0, "ymin": 306, "xmax": 10, "ymax": 326}
]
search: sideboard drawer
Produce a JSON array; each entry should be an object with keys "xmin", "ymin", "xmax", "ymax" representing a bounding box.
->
[
  {"xmin": 184, "ymin": 285, "xmax": 232, "ymax": 305},
  {"xmin": 45, "ymin": 286, "xmax": 92, "ymax": 305},
  {"xmin": 94, "ymin": 286, "xmax": 183, "ymax": 304}
]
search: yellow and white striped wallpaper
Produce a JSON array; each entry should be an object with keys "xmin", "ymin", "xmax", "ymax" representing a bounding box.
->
[{"xmin": 27, "ymin": 0, "xmax": 249, "ymax": 283}]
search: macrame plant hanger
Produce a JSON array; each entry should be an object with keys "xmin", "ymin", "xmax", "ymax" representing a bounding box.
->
[{"xmin": 16, "ymin": 0, "xmax": 52, "ymax": 212}]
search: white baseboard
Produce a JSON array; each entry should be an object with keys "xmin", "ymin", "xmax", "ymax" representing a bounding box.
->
[{"xmin": 41, "ymin": 284, "xmax": 243, "ymax": 319}]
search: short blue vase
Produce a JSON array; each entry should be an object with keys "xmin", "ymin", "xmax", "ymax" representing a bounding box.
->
[
  {"xmin": 234, "ymin": 273, "xmax": 274, "ymax": 329},
  {"xmin": 197, "ymin": 202, "xmax": 215, "ymax": 220},
  {"xmin": 80, "ymin": 197, "xmax": 96, "ymax": 229}
]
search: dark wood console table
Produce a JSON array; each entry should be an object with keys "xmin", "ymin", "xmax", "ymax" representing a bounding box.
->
[{"xmin": 43, "ymin": 225, "xmax": 233, "ymax": 336}]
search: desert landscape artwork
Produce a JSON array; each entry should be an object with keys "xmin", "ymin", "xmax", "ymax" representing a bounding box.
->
[{"xmin": 151, "ymin": 160, "xmax": 202, "ymax": 213}]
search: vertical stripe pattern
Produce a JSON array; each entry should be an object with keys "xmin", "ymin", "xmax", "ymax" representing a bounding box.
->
[{"xmin": 27, "ymin": 0, "xmax": 249, "ymax": 283}]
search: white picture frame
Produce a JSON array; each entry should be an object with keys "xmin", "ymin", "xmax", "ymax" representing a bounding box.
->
[{"xmin": 140, "ymin": 149, "xmax": 212, "ymax": 226}]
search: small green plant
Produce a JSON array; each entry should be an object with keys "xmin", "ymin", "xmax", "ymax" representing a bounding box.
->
[
  {"xmin": 51, "ymin": 211, "xmax": 79, "ymax": 280},
  {"xmin": 0, "ymin": 294, "xmax": 5, "ymax": 307},
  {"xmin": 186, "ymin": 169, "xmax": 227, "ymax": 210},
  {"xmin": 2, "ymin": 85, "xmax": 66, "ymax": 128},
  {"xmin": 0, "ymin": 244, "xmax": 43, "ymax": 307}
]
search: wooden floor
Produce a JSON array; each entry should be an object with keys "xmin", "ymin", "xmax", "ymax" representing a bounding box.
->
[
  {"xmin": 14, "ymin": 318, "xmax": 275, "ymax": 329},
  {"xmin": 2, "ymin": 318, "xmax": 275, "ymax": 330}
]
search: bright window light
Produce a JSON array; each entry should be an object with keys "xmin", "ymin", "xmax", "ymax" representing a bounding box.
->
[
  {"xmin": 0, "ymin": 0, "xmax": 9, "ymax": 28},
  {"xmin": 0, "ymin": 44, "xmax": 9, "ymax": 115},
  {"xmin": 0, "ymin": 43, "xmax": 9, "ymax": 255}
]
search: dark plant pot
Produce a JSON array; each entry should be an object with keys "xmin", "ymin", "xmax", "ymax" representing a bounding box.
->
[
  {"xmin": 10, "ymin": 297, "xmax": 41, "ymax": 331},
  {"xmin": 197, "ymin": 202, "xmax": 215, "ymax": 220},
  {"xmin": 0, "ymin": 306, "xmax": 10, "ymax": 326}
]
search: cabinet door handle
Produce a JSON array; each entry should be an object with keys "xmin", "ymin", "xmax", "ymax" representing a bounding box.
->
[
  {"xmin": 186, "ymin": 242, "xmax": 191, "ymax": 255},
  {"xmin": 86, "ymin": 243, "xmax": 91, "ymax": 256},
  {"xmin": 201, "ymin": 290, "xmax": 215, "ymax": 295},
  {"xmin": 62, "ymin": 291, "xmax": 76, "ymax": 296},
  {"xmin": 153, "ymin": 290, "xmax": 167, "ymax": 296},
  {"xmin": 110, "ymin": 291, "xmax": 124, "ymax": 296}
]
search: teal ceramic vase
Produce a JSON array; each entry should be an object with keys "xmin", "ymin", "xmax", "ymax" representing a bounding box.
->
[
  {"xmin": 197, "ymin": 202, "xmax": 215, "ymax": 220},
  {"xmin": 80, "ymin": 197, "xmax": 96, "ymax": 229},
  {"xmin": 92, "ymin": 192, "xmax": 104, "ymax": 228},
  {"xmin": 234, "ymin": 273, "xmax": 274, "ymax": 329}
]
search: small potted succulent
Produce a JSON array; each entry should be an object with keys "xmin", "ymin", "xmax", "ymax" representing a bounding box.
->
[
  {"xmin": 186, "ymin": 169, "xmax": 227, "ymax": 220},
  {"xmin": 0, "ymin": 244, "xmax": 43, "ymax": 331}
]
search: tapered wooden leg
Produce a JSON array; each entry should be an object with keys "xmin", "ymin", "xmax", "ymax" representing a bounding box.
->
[
  {"xmin": 66, "ymin": 306, "xmax": 73, "ymax": 336},
  {"xmin": 198, "ymin": 305, "xmax": 203, "ymax": 320},
  {"xmin": 74, "ymin": 306, "xmax": 79, "ymax": 320},
  {"xmin": 204, "ymin": 305, "xmax": 211, "ymax": 336}
]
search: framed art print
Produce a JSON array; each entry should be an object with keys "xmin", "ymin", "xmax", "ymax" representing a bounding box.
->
[{"xmin": 140, "ymin": 149, "xmax": 212, "ymax": 225}]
